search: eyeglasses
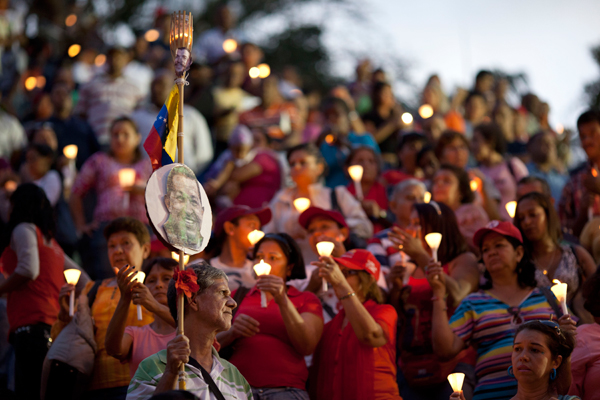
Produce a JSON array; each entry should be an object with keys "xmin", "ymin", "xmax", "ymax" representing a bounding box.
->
[
  {"xmin": 522, "ymin": 320, "xmax": 563, "ymax": 336},
  {"xmin": 342, "ymin": 269, "xmax": 360, "ymax": 278}
]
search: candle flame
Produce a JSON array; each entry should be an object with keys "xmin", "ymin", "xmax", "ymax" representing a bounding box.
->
[
  {"xmin": 401, "ymin": 112, "xmax": 413, "ymax": 125},
  {"xmin": 63, "ymin": 144, "xmax": 78, "ymax": 159},
  {"xmin": 505, "ymin": 201, "xmax": 517, "ymax": 219},
  {"xmin": 424, "ymin": 232, "xmax": 442, "ymax": 249},
  {"xmin": 470, "ymin": 179, "xmax": 478, "ymax": 192},
  {"xmin": 316, "ymin": 241, "xmax": 335, "ymax": 256},
  {"xmin": 419, "ymin": 104, "xmax": 434, "ymax": 119},
  {"xmin": 248, "ymin": 230, "xmax": 265, "ymax": 246},
  {"xmin": 447, "ymin": 372, "xmax": 465, "ymax": 392},
  {"xmin": 348, "ymin": 165, "xmax": 364, "ymax": 182},
  {"xmin": 293, "ymin": 198, "xmax": 311, "ymax": 213},
  {"xmin": 424, "ymin": 191, "xmax": 431, "ymax": 203},
  {"xmin": 64, "ymin": 269, "xmax": 82, "ymax": 285},
  {"xmin": 118, "ymin": 168, "xmax": 136, "ymax": 188},
  {"xmin": 253, "ymin": 259, "xmax": 271, "ymax": 276},
  {"xmin": 593, "ymin": 168, "xmax": 598, "ymax": 178}
]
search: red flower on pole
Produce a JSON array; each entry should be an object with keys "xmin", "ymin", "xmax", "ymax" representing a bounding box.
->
[{"xmin": 174, "ymin": 268, "xmax": 200, "ymax": 299}]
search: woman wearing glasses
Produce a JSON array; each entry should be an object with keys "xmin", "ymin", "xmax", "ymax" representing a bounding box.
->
[
  {"xmin": 431, "ymin": 221, "xmax": 577, "ymax": 400},
  {"xmin": 310, "ymin": 249, "xmax": 401, "ymax": 400},
  {"xmin": 450, "ymin": 320, "xmax": 579, "ymax": 400}
]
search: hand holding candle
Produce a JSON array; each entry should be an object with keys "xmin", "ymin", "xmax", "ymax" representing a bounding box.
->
[
  {"xmin": 447, "ymin": 372, "xmax": 465, "ymax": 394},
  {"xmin": 64, "ymin": 269, "xmax": 82, "ymax": 316},
  {"xmin": 348, "ymin": 165, "xmax": 364, "ymax": 200},
  {"xmin": 133, "ymin": 271, "xmax": 146, "ymax": 320},
  {"xmin": 316, "ymin": 241, "xmax": 335, "ymax": 292},
  {"xmin": 293, "ymin": 197, "xmax": 311, "ymax": 213},
  {"xmin": 550, "ymin": 279, "xmax": 568, "ymax": 316},
  {"xmin": 253, "ymin": 260, "xmax": 272, "ymax": 307},
  {"xmin": 248, "ymin": 230, "xmax": 265, "ymax": 246}
]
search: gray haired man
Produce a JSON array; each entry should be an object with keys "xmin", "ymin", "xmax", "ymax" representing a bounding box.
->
[{"xmin": 127, "ymin": 262, "xmax": 252, "ymax": 399}]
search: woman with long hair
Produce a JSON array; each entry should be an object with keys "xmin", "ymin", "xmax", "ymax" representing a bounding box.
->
[
  {"xmin": 0, "ymin": 184, "xmax": 87, "ymax": 400},
  {"xmin": 514, "ymin": 192, "xmax": 597, "ymax": 323},
  {"xmin": 431, "ymin": 221, "xmax": 577, "ymax": 400},
  {"xmin": 386, "ymin": 202, "xmax": 480, "ymax": 400}
]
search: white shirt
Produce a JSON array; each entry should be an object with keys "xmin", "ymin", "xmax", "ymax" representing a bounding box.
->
[
  {"xmin": 34, "ymin": 170, "xmax": 62, "ymax": 207},
  {"xmin": 208, "ymin": 257, "xmax": 256, "ymax": 291},
  {"xmin": 123, "ymin": 60, "xmax": 154, "ymax": 100},
  {"xmin": 0, "ymin": 111, "xmax": 26, "ymax": 159}
]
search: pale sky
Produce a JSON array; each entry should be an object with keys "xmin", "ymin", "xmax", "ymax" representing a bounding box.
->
[{"xmin": 322, "ymin": 0, "xmax": 600, "ymax": 129}]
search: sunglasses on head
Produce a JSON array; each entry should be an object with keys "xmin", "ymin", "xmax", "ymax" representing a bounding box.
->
[{"xmin": 522, "ymin": 320, "xmax": 563, "ymax": 336}]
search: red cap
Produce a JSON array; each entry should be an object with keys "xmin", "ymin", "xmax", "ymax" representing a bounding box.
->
[
  {"xmin": 334, "ymin": 249, "xmax": 380, "ymax": 280},
  {"xmin": 473, "ymin": 220, "xmax": 523, "ymax": 248},
  {"xmin": 298, "ymin": 207, "xmax": 348, "ymax": 230},
  {"xmin": 214, "ymin": 206, "xmax": 272, "ymax": 237}
]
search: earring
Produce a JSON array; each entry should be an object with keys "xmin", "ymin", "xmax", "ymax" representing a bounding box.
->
[
  {"xmin": 550, "ymin": 368, "xmax": 557, "ymax": 381},
  {"xmin": 507, "ymin": 366, "xmax": 514, "ymax": 377}
]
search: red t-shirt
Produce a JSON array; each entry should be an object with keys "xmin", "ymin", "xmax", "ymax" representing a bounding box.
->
[
  {"xmin": 0, "ymin": 226, "xmax": 64, "ymax": 332},
  {"xmin": 228, "ymin": 286, "xmax": 323, "ymax": 389},
  {"xmin": 234, "ymin": 151, "xmax": 282, "ymax": 209}
]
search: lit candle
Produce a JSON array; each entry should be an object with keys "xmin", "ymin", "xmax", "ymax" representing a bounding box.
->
[
  {"xmin": 418, "ymin": 104, "xmax": 434, "ymax": 119},
  {"xmin": 424, "ymin": 192, "xmax": 431, "ymax": 203},
  {"xmin": 550, "ymin": 279, "xmax": 568, "ymax": 316},
  {"xmin": 253, "ymin": 260, "xmax": 272, "ymax": 307},
  {"xmin": 424, "ymin": 232, "xmax": 442, "ymax": 263},
  {"xmin": 348, "ymin": 165, "xmax": 364, "ymax": 200},
  {"xmin": 293, "ymin": 198, "xmax": 311, "ymax": 213},
  {"xmin": 118, "ymin": 168, "xmax": 136, "ymax": 210},
  {"xmin": 316, "ymin": 241, "xmax": 335, "ymax": 292},
  {"xmin": 171, "ymin": 252, "xmax": 190, "ymax": 265},
  {"xmin": 133, "ymin": 271, "xmax": 146, "ymax": 320},
  {"xmin": 222, "ymin": 38, "xmax": 237, "ymax": 53},
  {"xmin": 447, "ymin": 372, "xmax": 465, "ymax": 393},
  {"xmin": 590, "ymin": 167, "xmax": 598, "ymax": 220},
  {"xmin": 505, "ymin": 201, "xmax": 517, "ymax": 219},
  {"xmin": 248, "ymin": 230, "xmax": 265, "ymax": 246},
  {"xmin": 64, "ymin": 269, "xmax": 82, "ymax": 317},
  {"xmin": 401, "ymin": 112, "xmax": 413, "ymax": 125},
  {"xmin": 257, "ymin": 63, "xmax": 271, "ymax": 79},
  {"xmin": 63, "ymin": 145, "xmax": 78, "ymax": 160},
  {"xmin": 470, "ymin": 179, "xmax": 478, "ymax": 192}
]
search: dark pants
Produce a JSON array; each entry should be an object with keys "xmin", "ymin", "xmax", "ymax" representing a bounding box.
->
[
  {"xmin": 85, "ymin": 386, "xmax": 128, "ymax": 400},
  {"xmin": 9, "ymin": 323, "xmax": 52, "ymax": 400},
  {"xmin": 44, "ymin": 360, "xmax": 90, "ymax": 400}
]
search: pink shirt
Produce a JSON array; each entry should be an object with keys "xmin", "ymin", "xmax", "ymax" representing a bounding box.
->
[
  {"xmin": 569, "ymin": 323, "xmax": 600, "ymax": 400},
  {"xmin": 233, "ymin": 151, "xmax": 282, "ymax": 209},
  {"xmin": 124, "ymin": 324, "xmax": 176, "ymax": 378},
  {"xmin": 72, "ymin": 152, "xmax": 151, "ymax": 224}
]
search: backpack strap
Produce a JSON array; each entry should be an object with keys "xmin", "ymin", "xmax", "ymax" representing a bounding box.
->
[
  {"xmin": 540, "ymin": 286, "xmax": 564, "ymax": 319},
  {"xmin": 187, "ymin": 357, "xmax": 226, "ymax": 400},
  {"xmin": 86, "ymin": 280, "xmax": 103, "ymax": 308}
]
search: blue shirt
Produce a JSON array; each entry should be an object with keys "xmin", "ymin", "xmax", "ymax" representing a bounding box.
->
[{"xmin": 320, "ymin": 131, "xmax": 380, "ymax": 188}]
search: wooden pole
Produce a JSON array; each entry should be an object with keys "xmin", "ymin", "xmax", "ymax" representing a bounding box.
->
[{"xmin": 177, "ymin": 249, "xmax": 186, "ymax": 390}]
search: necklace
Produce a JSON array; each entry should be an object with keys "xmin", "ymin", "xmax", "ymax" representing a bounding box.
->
[{"xmin": 532, "ymin": 247, "xmax": 559, "ymax": 278}]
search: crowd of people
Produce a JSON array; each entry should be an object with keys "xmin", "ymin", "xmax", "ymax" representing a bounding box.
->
[{"xmin": 1, "ymin": 3, "xmax": 600, "ymax": 400}]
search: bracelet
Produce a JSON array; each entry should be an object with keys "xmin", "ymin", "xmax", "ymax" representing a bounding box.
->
[{"xmin": 339, "ymin": 291, "xmax": 356, "ymax": 301}]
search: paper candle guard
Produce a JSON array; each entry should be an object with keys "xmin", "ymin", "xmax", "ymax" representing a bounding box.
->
[
  {"xmin": 550, "ymin": 279, "xmax": 568, "ymax": 316},
  {"xmin": 253, "ymin": 260, "xmax": 271, "ymax": 307},
  {"xmin": 447, "ymin": 372, "xmax": 465, "ymax": 392},
  {"xmin": 248, "ymin": 230, "xmax": 265, "ymax": 246},
  {"xmin": 64, "ymin": 269, "xmax": 82, "ymax": 317},
  {"xmin": 316, "ymin": 242, "xmax": 335, "ymax": 292},
  {"xmin": 348, "ymin": 165, "xmax": 364, "ymax": 200},
  {"xmin": 293, "ymin": 198, "xmax": 311, "ymax": 213}
]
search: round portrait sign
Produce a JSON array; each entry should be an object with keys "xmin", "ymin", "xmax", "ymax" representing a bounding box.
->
[{"xmin": 145, "ymin": 163, "xmax": 212, "ymax": 255}]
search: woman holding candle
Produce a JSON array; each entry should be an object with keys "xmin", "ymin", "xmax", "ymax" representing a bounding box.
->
[
  {"xmin": 431, "ymin": 221, "xmax": 577, "ymax": 400},
  {"xmin": 0, "ymin": 183, "xmax": 88, "ymax": 400},
  {"xmin": 70, "ymin": 116, "xmax": 151, "ymax": 280},
  {"xmin": 105, "ymin": 257, "xmax": 177, "ymax": 378},
  {"xmin": 264, "ymin": 143, "xmax": 372, "ymax": 264},
  {"xmin": 514, "ymin": 192, "xmax": 597, "ymax": 323},
  {"xmin": 345, "ymin": 146, "xmax": 389, "ymax": 233},
  {"xmin": 432, "ymin": 164, "xmax": 489, "ymax": 248},
  {"xmin": 217, "ymin": 233, "xmax": 323, "ymax": 399},
  {"xmin": 310, "ymin": 249, "xmax": 401, "ymax": 399},
  {"xmin": 386, "ymin": 201, "xmax": 480, "ymax": 400}
]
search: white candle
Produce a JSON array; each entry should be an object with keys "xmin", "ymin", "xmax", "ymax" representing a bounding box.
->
[
  {"xmin": 551, "ymin": 279, "xmax": 568, "ymax": 316},
  {"xmin": 447, "ymin": 372, "xmax": 465, "ymax": 392},
  {"xmin": 64, "ymin": 269, "xmax": 82, "ymax": 317},
  {"xmin": 293, "ymin": 197, "xmax": 311, "ymax": 213},
  {"xmin": 118, "ymin": 168, "xmax": 136, "ymax": 210},
  {"xmin": 348, "ymin": 165, "xmax": 364, "ymax": 200},
  {"xmin": 133, "ymin": 271, "xmax": 146, "ymax": 320},
  {"xmin": 171, "ymin": 252, "xmax": 190, "ymax": 265},
  {"xmin": 248, "ymin": 230, "xmax": 265, "ymax": 246},
  {"xmin": 253, "ymin": 260, "xmax": 272, "ymax": 307},
  {"xmin": 316, "ymin": 241, "xmax": 335, "ymax": 292},
  {"xmin": 424, "ymin": 233, "xmax": 442, "ymax": 262},
  {"xmin": 505, "ymin": 201, "xmax": 517, "ymax": 219}
]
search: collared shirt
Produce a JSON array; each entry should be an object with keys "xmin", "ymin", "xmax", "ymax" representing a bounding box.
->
[{"xmin": 127, "ymin": 348, "xmax": 252, "ymax": 400}]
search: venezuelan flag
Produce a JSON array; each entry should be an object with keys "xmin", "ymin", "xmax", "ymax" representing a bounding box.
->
[{"xmin": 143, "ymin": 85, "xmax": 179, "ymax": 170}]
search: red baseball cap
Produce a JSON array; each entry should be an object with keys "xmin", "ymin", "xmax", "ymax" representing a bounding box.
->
[
  {"xmin": 473, "ymin": 220, "xmax": 523, "ymax": 248},
  {"xmin": 298, "ymin": 207, "xmax": 348, "ymax": 230},
  {"xmin": 334, "ymin": 249, "xmax": 380, "ymax": 280},
  {"xmin": 214, "ymin": 206, "xmax": 272, "ymax": 237}
]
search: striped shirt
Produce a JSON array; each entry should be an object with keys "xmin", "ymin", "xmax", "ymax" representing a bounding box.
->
[
  {"xmin": 127, "ymin": 348, "xmax": 253, "ymax": 400},
  {"xmin": 74, "ymin": 74, "xmax": 143, "ymax": 145},
  {"xmin": 449, "ymin": 288, "xmax": 555, "ymax": 400}
]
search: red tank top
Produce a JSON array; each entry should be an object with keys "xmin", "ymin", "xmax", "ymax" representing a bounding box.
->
[{"xmin": 0, "ymin": 225, "xmax": 65, "ymax": 332}]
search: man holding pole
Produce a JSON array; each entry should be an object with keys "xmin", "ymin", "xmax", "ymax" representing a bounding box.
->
[{"xmin": 126, "ymin": 262, "xmax": 252, "ymax": 399}]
